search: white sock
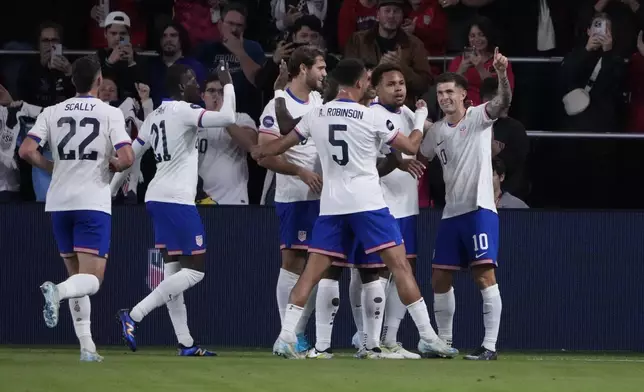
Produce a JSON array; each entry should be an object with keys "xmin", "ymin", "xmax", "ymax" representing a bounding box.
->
[
  {"xmin": 434, "ymin": 287, "xmax": 455, "ymax": 345},
  {"xmin": 361, "ymin": 280, "xmax": 385, "ymax": 350},
  {"xmin": 407, "ymin": 298, "xmax": 439, "ymax": 343},
  {"xmin": 481, "ymin": 284, "xmax": 502, "ymax": 352},
  {"xmin": 314, "ymin": 279, "xmax": 339, "ymax": 351},
  {"xmin": 382, "ymin": 279, "xmax": 407, "ymax": 346},
  {"xmin": 164, "ymin": 262, "xmax": 194, "ymax": 347},
  {"xmin": 276, "ymin": 269, "xmax": 299, "ymax": 324},
  {"xmin": 130, "ymin": 268, "xmax": 204, "ymax": 323},
  {"xmin": 69, "ymin": 296, "xmax": 96, "ymax": 353},
  {"xmin": 278, "ymin": 304, "xmax": 303, "ymax": 343},
  {"xmin": 349, "ymin": 269, "xmax": 363, "ymax": 344},
  {"xmin": 295, "ymin": 284, "xmax": 317, "ymax": 335},
  {"xmin": 56, "ymin": 274, "xmax": 100, "ymax": 300}
]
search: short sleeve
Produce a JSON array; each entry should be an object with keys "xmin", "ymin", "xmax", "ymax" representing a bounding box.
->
[
  {"xmin": 372, "ymin": 108, "xmax": 399, "ymax": 145},
  {"xmin": 294, "ymin": 109, "xmax": 313, "ymax": 141},
  {"xmin": 26, "ymin": 107, "xmax": 50, "ymax": 147},
  {"xmin": 177, "ymin": 102, "xmax": 207, "ymax": 128},
  {"xmin": 108, "ymin": 107, "xmax": 132, "ymax": 151},
  {"xmin": 235, "ymin": 112, "xmax": 257, "ymax": 131},
  {"xmin": 258, "ymin": 99, "xmax": 279, "ymax": 138},
  {"xmin": 468, "ymin": 103, "xmax": 496, "ymax": 129},
  {"xmin": 135, "ymin": 117, "xmax": 152, "ymax": 147},
  {"xmin": 420, "ymin": 126, "xmax": 437, "ymax": 160}
]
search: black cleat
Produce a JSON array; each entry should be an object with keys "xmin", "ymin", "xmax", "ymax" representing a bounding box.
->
[{"xmin": 464, "ymin": 346, "xmax": 498, "ymax": 360}]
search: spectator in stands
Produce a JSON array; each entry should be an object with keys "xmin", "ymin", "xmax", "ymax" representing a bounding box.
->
[
  {"xmin": 149, "ymin": 23, "xmax": 207, "ymax": 106},
  {"xmin": 196, "ymin": 2, "xmax": 266, "ymax": 120},
  {"xmin": 579, "ymin": 0, "xmax": 644, "ymax": 58},
  {"xmin": 272, "ymin": 0, "xmax": 328, "ymax": 40},
  {"xmin": 197, "ymin": 73, "xmax": 258, "ymax": 204},
  {"xmin": 493, "ymin": 158, "xmax": 529, "ymax": 209},
  {"xmin": 627, "ymin": 31, "xmax": 644, "ymax": 132},
  {"xmin": 437, "ymin": 0, "xmax": 500, "ymax": 53},
  {"xmin": 345, "ymin": 0, "xmax": 432, "ymax": 103},
  {"xmin": 448, "ymin": 16, "xmax": 514, "ymax": 107},
  {"xmin": 560, "ymin": 12, "xmax": 625, "ymax": 131},
  {"xmin": 481, "ymin": 77, "xmax": 529, "ymax": 198},
  {"xmin": 98, "ymin": 76, "xmax": 119, "ymax": 104},
  {"xmin": 174, "ymin": 0, "xmax": 224, "ymax": 47},
  {"xmin": 89, "ymin": 0, "xmax": 148, "ymax": 49},
  {"xmin": 337, "ymin": 0, "xmax": 378, "ymax": 50},
  {"xmin": 17, "ymin": 22, "xmax": 74, "ymax": 108},
  {"xmin": 95, "ymin": 11, "xmax": 148, "ymax": 100},
  {"xmin": 406, "ymin": 0, "xmax": 448, "ymax": 72}
]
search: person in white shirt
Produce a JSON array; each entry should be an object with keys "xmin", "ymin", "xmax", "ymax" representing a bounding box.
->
[
  {"xmin": 257, "ymin": 46, "xmax": 326, "ymax": 354},
  {"xmin": 252, "ymin": 58, "xmax": 457, "ymax": 359},
  {"xmin": 197, "ymin": 74, "xmax": 258, "ymax": 204},
  {"xmin": 418, "ymin": 48, "xmax": 512, "ymax": 360},
  {"xmin": 111, "ymin": 62, "xmax": 236, "ymax": 356},
  {"xmin": 18, "ymin": 56, "xmax": 135, "ymax": 362}
]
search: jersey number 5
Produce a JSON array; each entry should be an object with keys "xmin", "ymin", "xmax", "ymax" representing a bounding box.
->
[
  {"xmin": 151, "ymin": 120, "xmax": 172, "ymax": 162},
  {"xmin": 57, "ymin": 117, "xmax": 100, "ymax": 161},
  {"xmin": 328, "ymin": 124, "xmax": 348, "ymax": 166}
]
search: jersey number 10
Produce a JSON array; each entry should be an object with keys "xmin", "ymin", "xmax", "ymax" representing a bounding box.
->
[
  {"xmin": 328, "ymin": 124, "xmax": 348, "ymax": 166},
  {"xmin": 151, "ymin": 120, "xmax": 172, "ymax": 162},
  {"xmin": 57, "ymin": 117, "xmax": 100, "ymax": 161}
]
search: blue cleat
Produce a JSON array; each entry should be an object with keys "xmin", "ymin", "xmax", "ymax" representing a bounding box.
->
[
  {"xmin": 418, "ymin": 338, "xmax": 459, "ymax": 359},
  {"xmin": 295, "ymin": 333, "xmax": 312, "ymax": 353},
  {"xmin": 116, "ymin": 309, "xmax": 137, "ymax": 352},
  {"xmin": 178, "ymin": 344, "xmax": 217, "ymax": 357},
  {"xmin": 464, "ymin": 346, "xmax": 498, "ymax": 360},
  {"xmin": 80, "ymin": 349, "xmax": 104, "ymax": 362},
  {"xmin": 40, "ymin": 281, "xmax": 60, "ymax": 328},
  {"xmin": 275, "ymin": 337, "xmax": 304, "ymax": 359}
]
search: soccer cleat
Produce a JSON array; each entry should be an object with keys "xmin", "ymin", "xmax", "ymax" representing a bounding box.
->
[
  {"xmin": 274, "ymin": 337, "xmax": 304, "ymax": 359},
  {"xmin": 351, "ymin": 332, "xmax": 362, "ymax": 349},
  {"xmin": 381, "ymin": 342, "xmax": 421, "ymax": 359},
  {"xmin": 306, "ymin": 347, "xmax": 334, "ymax": 359},
  {"xmin": 356, "ymin": 347, "xmax": 404, "ymax": 360},
  {"xmin": 80, "ymin": 349, "xmax": 104, "ymax": 362},
  {"xmin": 178, "ymin": 344, "xmax": 217, "ymax": 357},
  {"xmin": 418, "ymin": 338, "xmax": 459, "ymax": 358},
  {"xmin": 295, "ymin": 333, "xmax": 312, "ymax": 353},
  {"xmin": 116, "ymin": 309, "xmax": 137, "ymax": 352},
  {"xmin": 40, "ymin": 281, "xmax": 61, "ymax": 328},
  {"xmin": 464, "ymin": 346, "xmax": 498, "ymax": 360}
]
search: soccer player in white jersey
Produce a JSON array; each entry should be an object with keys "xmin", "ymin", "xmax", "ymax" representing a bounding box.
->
[
  {"xmin": 18, "ymin": 56, "xmax": 135, "ymax": 362},
  {"xmin": 197, "ymin": 73, "xmax": 258, "ymax": 204},
  {"xmin": 111, "ymin": 62, "xmax": 236, "ymax": 356},
  {"xmin": 418, "ymin": 48, "xmax": 512, "ymax": 360},
  {"xmin": 258, "ymin": 46, "xmax": 326, "ymax": 353},
  {"xmin": 252, "ymin": 58, "xmax": 458, "ymax": 359}
]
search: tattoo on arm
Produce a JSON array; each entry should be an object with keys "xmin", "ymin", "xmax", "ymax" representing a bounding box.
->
[
  {"xmin": 275, "ymin": 98, "xmax": 302, "ymax": 135},
  {"xmin": 485, "ymin": 73, "xmax": 512, "ymax": 119}
]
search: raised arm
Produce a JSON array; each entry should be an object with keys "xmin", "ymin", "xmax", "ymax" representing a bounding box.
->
[
  {"xmin": 275, "ymin": 93, "xmax": 303, "ymax": 135},
  {"xmin": 198, "ymin": 84, "xmax": 236, "ymax": 127},
  {"xmin": 253, "ymin": 130, "xmax": 302, "ymax": 159},
  {"xmin": 484, "ymin": 48, "xmax": 512, "ymax": 120}
]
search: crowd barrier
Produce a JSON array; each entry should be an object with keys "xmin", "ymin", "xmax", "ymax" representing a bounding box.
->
[{"xmin": 1, "ymin": 204, "xmax": 642, "ymax": 351}]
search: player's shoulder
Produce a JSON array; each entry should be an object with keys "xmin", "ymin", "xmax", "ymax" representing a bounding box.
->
[
  {"xmin": 400, "ymin": 105, "xmax": 415, "ymax": 120},
  {"xmin": 174, "ymin": 100, "xmax": 203, "ymax": 112},
  {"xmin": 261, "ymin": 97, "xmax": 277, "ymax": 112},
  {"xmin": 235, "ymin": 112, "xmax": 257, "ymax": 129},
  {"xmin": 309, "ymin": 91, "xmax": 323, "ymax": 105}
]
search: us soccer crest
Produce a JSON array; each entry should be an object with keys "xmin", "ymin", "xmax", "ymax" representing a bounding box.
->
[
  {"xmin": 298, "ymin": 231, "xmax": 307, "ymax": 242},
  {"xmin": 146, "ymin": 248, "xmax": 164, "ymax": 291},
  {"xmin": 196, "ymin": 235, "xmax": 204, "ymax": 247}
]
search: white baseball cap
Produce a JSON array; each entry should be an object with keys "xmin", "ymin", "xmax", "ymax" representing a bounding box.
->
[{"xmin": 104, "ymin": 11, "xmax": 131, "ymax": 28}]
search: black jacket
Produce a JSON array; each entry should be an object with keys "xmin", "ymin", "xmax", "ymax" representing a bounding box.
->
[{"xmin": 95, "ymin": 48, "xmax": 148, "ymax": 100}]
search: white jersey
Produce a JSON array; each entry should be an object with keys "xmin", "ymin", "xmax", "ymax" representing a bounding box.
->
[
  {"xmin": 295, "ymin": 99, "xmax": 399, "ymax": 216},
  {"xmin": 27, "ymin": 96, "xmax": 131, "ymax": 214},
  {"xmin": 197, "ymin": 112, "xmax": 257, "ymax": 204},
  {"xmin": 373, "ymin": 103, "xmax": 419, "ymax": 219},
  {"xmin": 138, "ymin": 100, "xmax": 206, "ymax": 206},
  {"xmin": 259, "ymin": 89, "xmax": 323, "ymax": 203},
  {"xmin": 420, "ymin": 104, "xmax": 497, "ymax": 219}
]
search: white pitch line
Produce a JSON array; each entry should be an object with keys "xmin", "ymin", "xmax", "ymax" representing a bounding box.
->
[{"xmin": 527, "ymin": 356, "xmax": 644, "ymax": 363}]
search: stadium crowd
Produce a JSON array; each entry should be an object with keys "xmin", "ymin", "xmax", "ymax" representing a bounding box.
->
[{"xmin": 1, "ymin": 0, "xmax": 644, "ymax": 208}]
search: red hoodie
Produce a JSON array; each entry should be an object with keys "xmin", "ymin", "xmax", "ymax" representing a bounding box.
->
[
  {"xmin": 338, "ymin": 0, "xmax": 378, "ymax": 51},
  {"xmin": 174, "ymin": 0, "xmax": 222, "ymax": 47},
  {"xmin": 408, "ymin": 0, "xmax": 447, "ymax": 57},
  {"xmin": 89, "ymin": 0, "xmax": 147, "ymax": 49}
]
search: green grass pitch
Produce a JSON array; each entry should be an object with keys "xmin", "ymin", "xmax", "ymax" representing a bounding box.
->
[{"xmin": 1, "ymin": 347, "xmax": 643, "ymax": 392}]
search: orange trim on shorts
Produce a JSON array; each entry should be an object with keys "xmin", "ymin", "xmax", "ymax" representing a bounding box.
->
[
  {"xmin": 155, "ymin": 244, "xmax": 166, "ymax": 249},
  {"xmin": 308, "ymin": 247, "xmax": 347, "ymax": 259},
  {"xmin": 333, "ymin": 261, "xmax": 385, "ymax": 269},
  {"xmin": 60, "ymin": 252, "xmax": 75, "ymax": 258},
  {"xmin": 73, "ymin": 247, "xmax": 108, "ymax": 259},
  {"xmin": 365, "ymin": 241, "xmax": 397, "ymax": 254},
  {"xmin": 432, "ymin": 264, "xmax": 465, "ymax": 271},
  {"xmin": 470, "ymin": 258, "xmax": 496, "ymax": 267},
  {"xmin": 191, "ymin": 249, "xmax": 206, "ymax": 255},
  {"xmin": 280, "ymin": 244, "xmax": 309, "ymax": 250},
  {"xmin": 167, "ymin": 250, "xmax": 182, "ymax": 256},
  {"xmin": 406, "ymin": 254, "xmax": 417, "ymax": 259}
]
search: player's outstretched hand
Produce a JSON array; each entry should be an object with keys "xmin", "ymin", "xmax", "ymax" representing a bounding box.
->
[
  {"xmin": 297, "ymin": 168, "xmax": 323, "ymax": 194},
  {"xmin": 216, "ymin": 60, "xmax": 233, "ymax": 86},
  {"xmin": 415, "ymin": 99, "xmax": 427, "ymax": 109},
  {"xmin": 492, "ymin": 47, "xmax": 508, "ymax": 75},
  {"xmin": 399, "ymin": 159, "xmax": 426, "ymax": 179},
  {"xmin": 274, "ymin": 60, "xmax": 289, "ymax": 91}
]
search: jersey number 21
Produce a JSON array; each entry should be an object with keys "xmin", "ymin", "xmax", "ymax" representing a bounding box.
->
[{"xmin": 151, "ymin": 120, "xmax": 172, "ymax": 162}]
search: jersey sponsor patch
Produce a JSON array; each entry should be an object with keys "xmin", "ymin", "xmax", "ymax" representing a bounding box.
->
[
  {"xmin": 262, "ymin": 116, "xmax": 275, "ymax": 128},
  {"xmin": 190, "ymin": 104, "xmax": 202, "ymax": 109},
  {"xmin": 386, "ymin": 120, "xmax": 394, "ymax": 131},
  {"xmin": 195, "ymin": 235, "xmax": 203, "ymax": 247}
]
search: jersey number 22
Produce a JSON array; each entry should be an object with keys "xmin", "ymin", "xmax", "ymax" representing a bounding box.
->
[{"xmin": 57, "ymin": 117, "xmax": 100, "ymax": 161}]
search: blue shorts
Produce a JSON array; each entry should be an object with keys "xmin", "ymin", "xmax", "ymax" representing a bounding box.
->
[
  {"xmin": 310, "ymin": 208, "xmax": 403, "ymax": 269},
  {"xmin": 432, "ymin": 208, "xmax": 499, "ymax": 270},
  {"xmin": 146, "ymin": 201, "xmax": 206, "ymax": 256},
  {"xmin": 275, "ymin": 200, "xmax": 320, "ymax": 250},
  {"xmin": 350, "ymin": 215, "xmax": 418, "ymax": 267},
  {"xmin": 51, "ymin": 210, "xmax": 111, "ymax": 258}
]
